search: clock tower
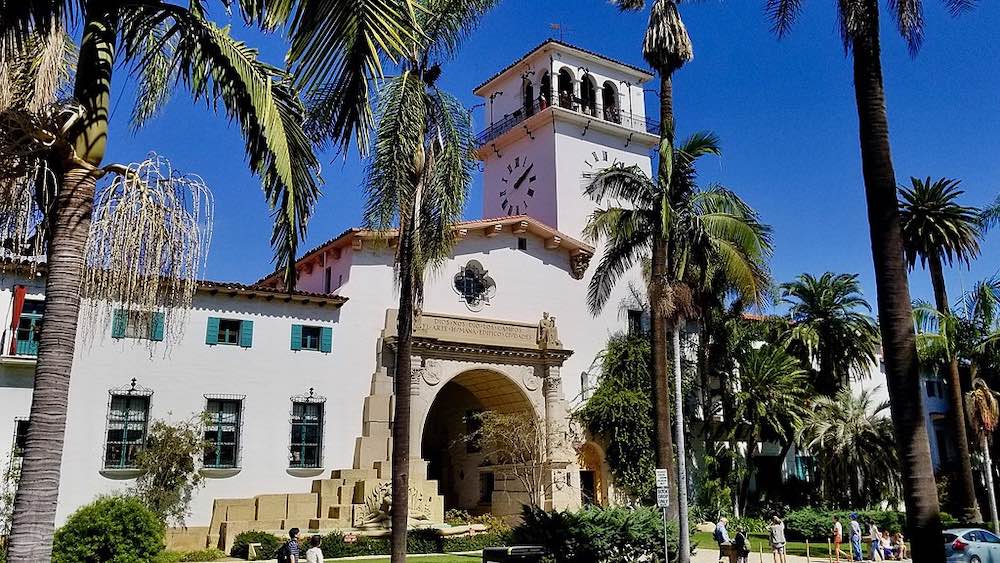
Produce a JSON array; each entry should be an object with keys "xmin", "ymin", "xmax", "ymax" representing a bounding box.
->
[{"xmin": 474, "ymin": 40, "xmax": 659, "ymax": 240}]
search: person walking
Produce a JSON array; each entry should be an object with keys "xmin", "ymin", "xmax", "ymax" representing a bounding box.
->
[
  {"xmin": 769, "ymin": 515, "xmax": 787, "ymax": 563},
  {"xmin": 849, "ymin": 513, "xmax": 863, "ymax": 562},
  {"xmin": 833, "ymin": 515, "xmax": 844, "ymax": 562},
  {"xmin": 868, "ymin": 519, "xmax": 883, "ymax": 561},
  {"xmin": 715, "ymin": 516, "xmax": 732, "ymax": 562}
]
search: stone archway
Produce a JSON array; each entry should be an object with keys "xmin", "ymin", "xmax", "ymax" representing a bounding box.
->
[{"xmin": 420, "ymin": 369, "xmax": 535, "ymax": 515}]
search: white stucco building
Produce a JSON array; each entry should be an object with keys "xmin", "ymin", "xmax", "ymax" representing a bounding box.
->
[{"xmin": 0, "ymin": 40, "xmax": 660, "ymax": 549}]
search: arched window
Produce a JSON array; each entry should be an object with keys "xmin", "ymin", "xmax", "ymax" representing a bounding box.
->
[
  {"xmin": 581, "ymin": 74, "xmax": 597, "ymax": 117},
  {"xmin": 602, "ymin": 81, "xmax": 620, "ymax": 123},
  {"xmin": 557, "ymin": 68, "xmax": 574, "ymax": 110},
  {"xmin": 522, "ymin": 78, "xmax": 535, "ymax": 117},
  {"xmin": 539, "ymin": 72, "xmax": 552, "ymax": 108}
]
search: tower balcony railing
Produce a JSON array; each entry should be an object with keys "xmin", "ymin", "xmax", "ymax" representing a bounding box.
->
[{"xmin": 476, "ymin": 98, "xmax": 660, "ymax": 146}]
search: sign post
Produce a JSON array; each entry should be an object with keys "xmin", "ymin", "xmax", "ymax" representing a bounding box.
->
[{"xmin": 655, "ymin": 469, "xmax": 670, "ymax": 562}]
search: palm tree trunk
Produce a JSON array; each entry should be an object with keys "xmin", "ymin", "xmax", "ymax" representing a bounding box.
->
[
  {"xmin": 928, "ymin": 255, "xmax": 981, "ymax": 521},
  {"xmin": 390, "ymin": 218, "xmax": 416, "ymax": 562},
  {"xmin": 850, "ymin": 6, "xmax": 944, "ymax": 561},
  {"xmin": 650, "ymin": 234, "xmax": 676, "ymax": 518},
  {"xmin": 7, "ymin": 5, "xmax": 115, "ymax": 560},
  {"xmin": 673, "ymin": 324, "xmax": 691, "ymax": 563}
]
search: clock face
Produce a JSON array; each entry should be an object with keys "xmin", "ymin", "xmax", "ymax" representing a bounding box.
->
[
  {"xmin": 499, "ymin": 155, "xmax": 536, "ymax": 216},
  {"xmin": 584, "ymin": 150, "xmax": 619, "ymax": 170}
]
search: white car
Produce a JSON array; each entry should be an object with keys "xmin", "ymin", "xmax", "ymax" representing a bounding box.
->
[{"xmin": 944, "ymin": 528, "xmax": 1000, "ymax": 563}]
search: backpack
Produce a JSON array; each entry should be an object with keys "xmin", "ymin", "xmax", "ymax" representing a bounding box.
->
[{"xmin": 275, "ymin": 542, "xmax": 291, "ymax": 563}]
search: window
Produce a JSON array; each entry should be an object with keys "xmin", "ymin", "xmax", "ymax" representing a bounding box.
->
[
  {"xmin": 627, "ymin": 310, "xmax": 643, "ymax": 336},
  {"xmin": 291, "ymin": 324, "xmax": 332, "ymax": 352},
  {"xmin": 206, "ymin": 317, "xmax": 253, "ymax": 347},
  {"xmin": 104, "ymin": 395, "xmax": 150, "ymax": 469},
  {"xmin": 14, "ymin": 298, "xmax": 43, "ymax": 356},
  {"xmin": 517, "ymin": 237, "xmax": 528, "ymax": 251},
  {"xmin": 289, "ymin": 400, "xmax": 324, "ymax": 468},
  {"xmin": 204, "ymin": 398, "xmax": 242, "ymax": 468},
  {"xmin": 111, "ymin": 309, "xmax": 165, "ymax": 341},
  {"xmin": 12, "ymin": 418, "xmax": 28, "ymax": 458},
  {"xmin": 324, "ymin": 267, "xmax": 332, "ymax": 293},
  {"xmin": 479, "ymin": 472, "xmax": 495, "ymax": 504}
]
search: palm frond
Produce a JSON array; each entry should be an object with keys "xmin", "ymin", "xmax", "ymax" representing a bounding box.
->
[
  {"xmin": 279, "ymin": 0, "xmax": 419, "ymax": 154},
  {"xmin": 140, "ymin": 11, "xmax": 322, "ymax": 289}
]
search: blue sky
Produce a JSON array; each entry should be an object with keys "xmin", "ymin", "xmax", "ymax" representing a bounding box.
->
[{"xmin": 103, "ymin": 0, "xmax": 1000, "ymax": 312}]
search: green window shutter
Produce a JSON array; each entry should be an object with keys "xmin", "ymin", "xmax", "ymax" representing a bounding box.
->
[
  {"xmin": 239, "ymin": 320, "xmax": 254, "ymax": 348},
  {"xmin": 206, "ymin": 317, "xmax": 220, "ymax": 345},
  {"xmin": 149, "ymin": 312, "xmax": 165, "ymax": 341},
  {"xmin": 319, "ymin": 327, "xmax": 333, "ymax": 353},
  {"xmin": 111, "ymin": 310, "xmax": 127, "ymax": 338},
  {"xmin": 290, "ymin": 324, "xmax": 303, "ymax": 351}
]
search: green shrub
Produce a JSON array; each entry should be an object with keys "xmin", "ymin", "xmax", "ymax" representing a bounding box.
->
[
  {"xmin": 52, "ymin": 495, "xmax": 165, "ymax": 563},
  {"xmin": 442, "ymin": 529, "xmax": 512, "ymax": 552},
  {"xmin": 784, "ymin": 508, "xmax": 908, "ymax": 540},
  {"xmin": 729, "ymin": 516, "xmax": 768, "ymax": 535},
  {"xmin": 514, "ymin": 505, "xmax": 677, "ymax": 563},
  {"xmin": 154, "ymin": 548, "xmax": 226, "ymax": 562},
  {"xmin": 230, "ymin": 530, "xmax": 283, "ymax": 560}
]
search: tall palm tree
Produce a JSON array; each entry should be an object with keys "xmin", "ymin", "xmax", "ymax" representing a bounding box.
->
[
  {"xmin": 899, "ymin": 176, "xmax": 983, "ymax": 521},
  {"xmin": 0, "ymin": 2, "xmax": 417, "ymax": 559},
  {"xmin": 584, "ymin": 132, "xmax": 771, "ymax": 561},
  {"xmin": 362, "ymin": 0, "xmax": 492, "ymax": 558},
  {"xmin": 608, "ymin": 0, "xmax": 693, "ymax": 523},
  {"xmin": 764, "ymin": 0, "xmax": 967, "ymax": 553},
  {"xmin": 781, "ymin": 272, "xmax": 881, "ymax": 395},
  {"xmin": 797, "ymin": 388, "xmax": 902, "ymax": 508},
  {"xmin": 728, "ymin": 344, "xmax": 810, "ymax": 513}
]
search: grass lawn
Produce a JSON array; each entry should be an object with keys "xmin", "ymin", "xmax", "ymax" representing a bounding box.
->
[{"xmin": 327, "ymin": 555, "xmax": 482, "ymax": 562}]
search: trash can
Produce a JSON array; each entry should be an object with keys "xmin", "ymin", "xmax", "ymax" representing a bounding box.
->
[{"xmin": 482, "ymin": 545, "xmax": 548, "ymax": 562}]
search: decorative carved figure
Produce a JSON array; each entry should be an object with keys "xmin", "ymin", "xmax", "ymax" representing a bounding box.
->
[{"xmin": 536, "ymin": 312, "xmax": 561, "ymax": 350}]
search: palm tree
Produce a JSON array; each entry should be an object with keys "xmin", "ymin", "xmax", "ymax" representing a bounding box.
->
[
  {"xmin": 362, "ymin": 0, "xmax": 492, "ymax": 558},
  {"xmin": 584, "ymin": 132, "xmax": 771, "ymax": 560},
  {"xmin": 898, "ymin": 176, "xmax": 983, "ymax": 521},
  {"xmin": 764, "ymin": 0, "xmax": 965, "ymax": 553},
  {"xmin": 728, "ymin": 344, "xmax": 810, "ymax": 513},
  {"xmin": 797, "ymin": 388, "xmax": 902, "ymax": 509},
  {"xmin": 781, "ymin": 272, "xmax": 881, "ymax": 395},
  {"xmin": 607, "ymin": 0, "xmax": 694, "ymax": 524},
  {"xmin": 0, "ymin": 1, "xmax": 417, "ymax": 559}
]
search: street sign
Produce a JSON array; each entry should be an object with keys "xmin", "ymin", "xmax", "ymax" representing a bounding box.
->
[
  {"xmin": 656, "ymin": 486, "xmax": 670, "ymax": 508},
  {"xmin": 655, "ymin": 468, "xmax": 669, "ymax": 488}
]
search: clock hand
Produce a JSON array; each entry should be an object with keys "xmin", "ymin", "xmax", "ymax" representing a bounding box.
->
[{"xmin": 512, "ymin": 163, "xmax": 534, "ymax": 191}]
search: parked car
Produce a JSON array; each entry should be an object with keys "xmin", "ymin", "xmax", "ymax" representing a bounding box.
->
[{"xmin": 944, "ymin": 528, "xmax": 1000, "ymax": 563}]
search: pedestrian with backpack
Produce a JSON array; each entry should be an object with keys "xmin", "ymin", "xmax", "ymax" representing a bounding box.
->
[{"xmin": 276, "ymin": 528, "xmax": 301, "ymax": 563}]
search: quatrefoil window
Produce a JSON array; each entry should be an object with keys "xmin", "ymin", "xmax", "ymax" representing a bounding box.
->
[{"xmin": 453, "ymin": 260, "xmax": 496, "ymax": 312}]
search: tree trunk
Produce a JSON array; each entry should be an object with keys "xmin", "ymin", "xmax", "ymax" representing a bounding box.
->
[
  {"xmin": 7, "ymin": 5, "xmax": 115, "ymax": 560},
  {"xmin": 673, "ymin": 324, "xmax": 691, "ymax": 563},
  {"xmin": 390, "ymin": 198, "xmax": 422, "ymax": 561},
  {"xmin": 928, "ymin": 255, "xmax": 981, "ymax": 521},
  {"xmin": 850, "ymin": 7, "xmax": 944, "ymax": 561},
  {"xmin": 390, "ymin": 220, "xmax": 415, "ymax": 563},
  {"xmin": 650, "ymin": 234, "xmax": 676, "ymax": 518}
]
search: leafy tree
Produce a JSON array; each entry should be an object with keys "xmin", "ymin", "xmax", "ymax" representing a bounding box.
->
[
  {"xmin": 728, "ymin": 344, "xmax": 810, "ymax": 513},
  {"xmin": 361, "ymin": 0, "xmax": 493, "ymax": 557},
  {"xmin": 1, "ymin": 0, "xmax": 419, "ymax": 558},
  {"xmin": 899, "ymin": 176, "xmax": 983, "ymax": 520},
  {"xmin": 797, "ymin": 388, "xmax": 902, "ymax": 509},
  {"xmin": 577, "ymin": 334, "xmax": 657, "ymax": 502},
  {"xmin": 131, "ymin": 416, "xmax": 207, "ymax": 527},
  {"xmin": 780, "ymin": 272, "xmax": 881, "ymax": 395},
  {"xmin": 763, "ymin": 0, "xmax": 965, "ymax": 552}
]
